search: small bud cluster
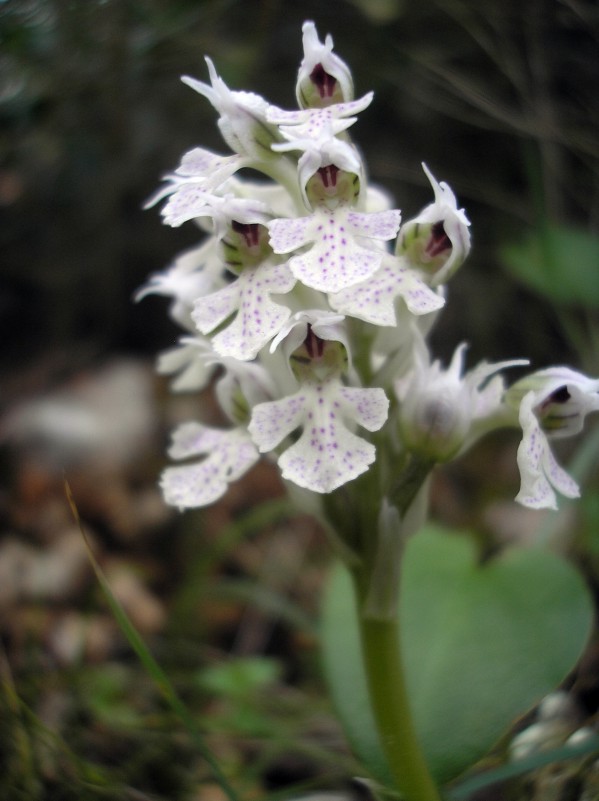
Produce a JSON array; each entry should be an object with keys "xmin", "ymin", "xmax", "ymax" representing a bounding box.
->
[{"xmin": 140, "ymin": 21, "xmax": 599, "ymax": 513}]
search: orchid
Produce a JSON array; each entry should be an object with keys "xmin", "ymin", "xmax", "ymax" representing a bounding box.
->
[
  {"xmin": 141, "ymin": 18, "xmax": 599, "ymax": 514},
  {"xmin": 192, "ymin": 258, "xmax": 296, "ymax": 361},
  {"xmin": 330, "ymin": 253, "xmax": 444, "ymax": 324},
  {"xmin": 140, "ymin": 23, "xmax": 599, "ymax": 801},
  {"xmin": 295, "ymin": 21, "xmax": 354, "ymax": 106},
  {"xmin": 249, "ymin": 331, "xmax": 389, "ymax": 493},
  {"xmin": 505, "ymin": 368, "xmax": 599, "ymax": 509},
  {"xmin": 398, "ymin": 163, "xmax": 471, "ymax": 286}
]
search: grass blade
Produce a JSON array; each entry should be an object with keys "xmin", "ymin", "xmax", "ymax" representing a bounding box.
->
[{"xmin": 65, "ymin": 479, "xmax": 243, "ymax": 801}]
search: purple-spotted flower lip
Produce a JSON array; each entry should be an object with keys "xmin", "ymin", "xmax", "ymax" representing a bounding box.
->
[
  {"xmin": 514, "ymin": 392, "xmax": 581, "ymax": 510},
  {"xmin": 504, "ymin": 367, "xmax": 599, "ymax": 509},
  {"xmin": 192, "ymin": 259, "xmax": 296, "ymax": 362},
  {"xmin": 248, "ymin": 378, "xmax": 388, "ymax": 493},
  {"xmin": 329, "ymin": 252, "xmax": 445, "ymax": 325},
  {"xmin": 266, "ymin": 92, "xmax": 373, "ymax": 142},
  {"xmin": 296, "ymin": 21, "xmax": 354, "ymax": 106},
  {"xmin": 268, "ymin": 204, "xmax": 401, "ymax": 294},
  {"xmin": 161, "ymin": 423, "xmax": 260, "ymax": 509}
]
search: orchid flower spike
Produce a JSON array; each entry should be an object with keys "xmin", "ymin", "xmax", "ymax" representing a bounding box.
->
[{"xmin": 141, "ymin": 20, "xmax": 598, "ymax": 521}]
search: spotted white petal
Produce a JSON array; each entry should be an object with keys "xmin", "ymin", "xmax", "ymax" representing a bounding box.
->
[
  {"xmin": 175, "ymin": 147, "xmax": 246, "ymax": 179},
  {"xmin": 193, "ymin": 262, "xmax": 296, "ymax": 361},
  {"xmin": 515, "ymin": 391, "xmax": 580, "ymax": 510},
  {"xmin": 249, "ymin": 379, "xmax": 388, "ymax": 493},
  {"xmin": 192, "ymin": 281, "xmax": 240, "ymax": 334},
  {"xmin": 330, "ymin": 256, "xmax": 444, "ymax": 324},
  {"xmin": 161, "ymin": 423, "xmax": 260, "ymax": 509},
  {"xmin": 337, "ymin": 386, "xmax": 389, "ymax": 431},
  {"xmin": 346, "ymin": 209, "xmax": 401, "ymax": 240},
  {"xmin": 268, "ymin": 215, "xmax": 315, "ymax": 254},
  {"xmin": 269, "ymin": 206, "xmax": 400, "ymax": 293},
  {"xmin": 266, "ymin": 93, "xmax": 373, "ymax": 141},
  {"xmin": 249, "ymin": 390, "xmax": 309, "ymax": 453}
]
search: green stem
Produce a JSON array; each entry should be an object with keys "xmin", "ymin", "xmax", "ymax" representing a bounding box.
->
[{"xmin": 356, "ymin": 589, "xmax": 441, "ymax": 801}]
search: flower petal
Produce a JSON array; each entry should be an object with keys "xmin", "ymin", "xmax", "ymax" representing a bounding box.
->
[
  {"xmin": 346, "ymin": 208, "xmax": 401, "ymax": 241},
  {"xmin": 249, "ymin": 390, "xmax": 309, "ymax": 452},
  {"xmin": 268, "ymin": 215, "xmax": 314, "ymax": 254},
  {"xmin": 288, "ymin": 239, "xmax": 381, "ymax": 292},
  {"xmin": 156, "ymin": 338, "xmax": 215, "ymax": 392},
  {"xmin": 250, "ymin": 379, "xmax": 385, "ymax": 493},
  {"xmin": 330, "ymin": 258, "xmax": 444, "ymax": 324},
  {"xmin": 542, "ymin": 445, "xmax": 580, "ymax": 499},
  {"xmin": 515, "ymin": 391, "xmax": 580, "ymax": 510},
  {"xmin": 209, "ymin": 263, "xmax": 296, "ymax": 360},
  {"xmin": 161, "ymin": 424, "xmax": 259, "ymax": 509},
  {"xmin": 278, "ymin": 415, "xmax": 376, "ymax": 493},
  {"xmin": 337, "ymin": 386, "xmax": 389, "ymax": 431},
  {"xmin": 193, "ymin": 282, "xmax": 240, "ymax": 335}
]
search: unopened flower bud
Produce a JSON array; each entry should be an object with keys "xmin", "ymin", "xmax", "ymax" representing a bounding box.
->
[
  {"xmin": 400, "ymin": 384, "xmax": 470, "ymax": 462},
  {"xmin": 396, "ymin": 345, "xmax": 472, "ymax": 461}
]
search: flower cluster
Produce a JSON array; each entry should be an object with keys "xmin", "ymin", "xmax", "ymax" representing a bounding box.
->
[{"xmin": 140, "ymin": 21, "xmax": 599, "ymax": 514}]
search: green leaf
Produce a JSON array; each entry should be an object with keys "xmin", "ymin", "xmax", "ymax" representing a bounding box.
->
[
  {"xmin": 197, "ymin": 657, "xmax": 281, "ymax": 699},
  {"xmin": 321, "ymin": 525, "xmax": 593, "ymax": 785},
  {"xmin": 500, "ymin": 225, "xmax": 599, "ymax": 307}
]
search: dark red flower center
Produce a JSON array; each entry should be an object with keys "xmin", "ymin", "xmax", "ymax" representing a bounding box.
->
[
  {"xmin": 304, "ymin": 325, "xmax": 325, "ymax": 359},
  {"xmin": 231, "ymin": 221, "xmax": 261, "ymax": 248},
  {"xmin": 310, "ymin": 63, "xmax": 337, "ymax": 98},
  {"xmin": 317, "ymin": 164, "xmax": 340, "ymax": 188},
  {"xmin": 425, "ymin": 221, "xmax": 452, "ymax": 258}
]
